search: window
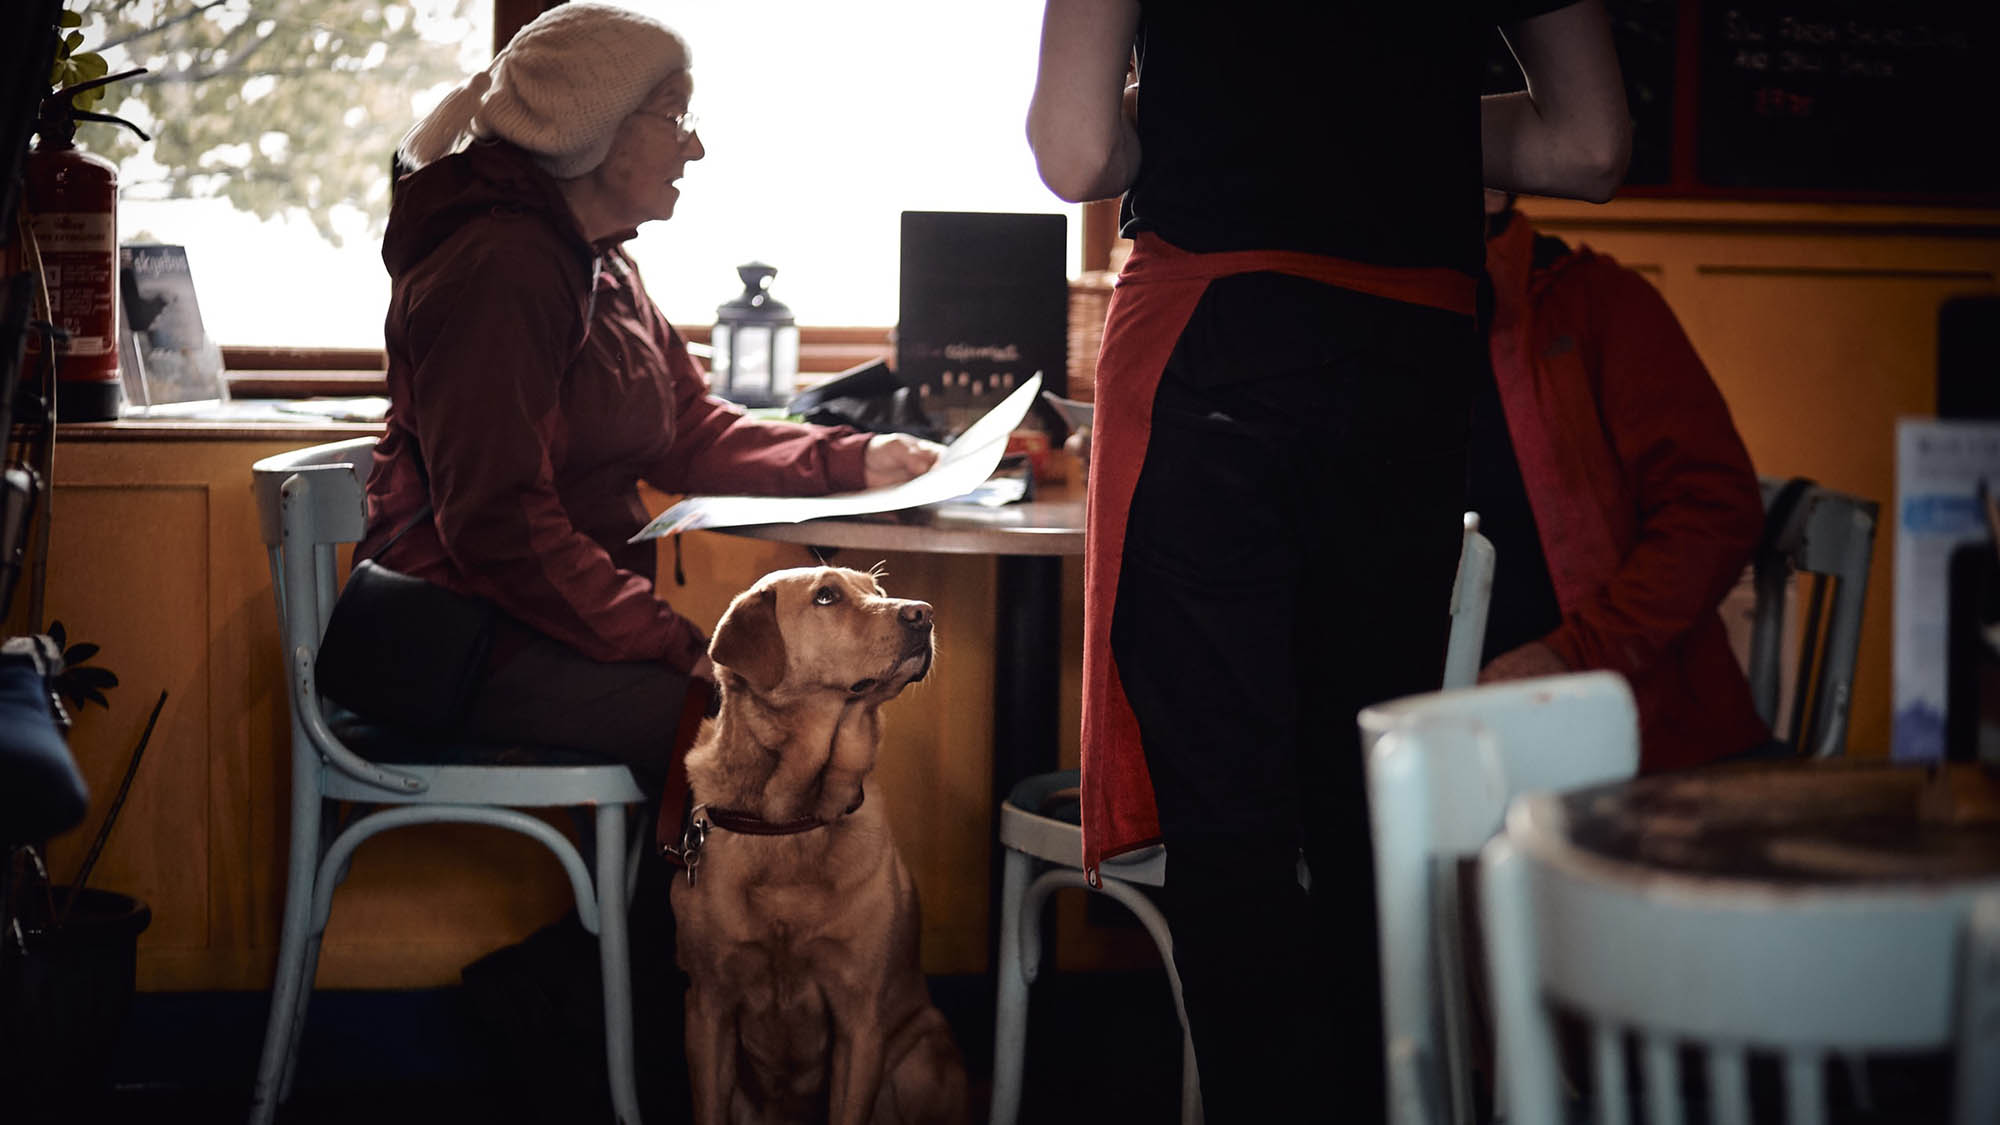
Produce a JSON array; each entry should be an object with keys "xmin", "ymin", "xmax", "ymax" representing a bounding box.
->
[
  {"xmin": 76, "ymin": 0, "xmax": 490, "ymax": 349},
  {"xmin": 71, "ymin": 0, "xmax": 1070, "ymax": 353},
  {"xmin": 601, "ymin": 0, "xmax": 1073, "ymax": 329}
]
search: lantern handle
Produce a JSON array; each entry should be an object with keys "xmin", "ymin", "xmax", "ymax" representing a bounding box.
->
[{"xmin": 736, "ymin": 261, "xmax": 778, "ymax": 295}]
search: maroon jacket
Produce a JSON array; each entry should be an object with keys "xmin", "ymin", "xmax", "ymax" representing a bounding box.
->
[
  {"xmin": 361, "ymin": 141, "xmax": 870, "ymax": 672},
  {"xmin": 1486, "ymin": 216, "xmax": 1769, "ymax": 771}
]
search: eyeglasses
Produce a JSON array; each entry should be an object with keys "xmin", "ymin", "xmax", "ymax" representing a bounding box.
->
[{"xmin": 670, "ymin": 111, "xmax": 698, "ymax": 143}]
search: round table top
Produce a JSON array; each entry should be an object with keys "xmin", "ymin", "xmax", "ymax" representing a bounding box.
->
[
  {"xmin": 1550, "ymin": 760, "xmax": 2000, "ymax": 886},
  {"xmin": 714, "ymin": 496, "xmax": 1086, "ymax": 558}
]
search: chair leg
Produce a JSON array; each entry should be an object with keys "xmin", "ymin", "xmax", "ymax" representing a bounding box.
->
[
  {"xmin": 277, "ymin": 931, "xmax": 328, "ymax": 1102},
  {"xmin": 596, "ymin": 803, "xmax": 643, "ymax": 1125},
  {"xmin": 249, "ymin": 789, "xmax": 324, "ymax": 1125},
  {"xmin": 988, "ymin": 846, "xmax": 1038, "ymax": 1125},
  {"xmin": 1087, "ymin": 876, "xmax": 1203, "ymax": 1125}
]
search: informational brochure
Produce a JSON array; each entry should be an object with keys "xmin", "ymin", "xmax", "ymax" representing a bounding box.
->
[
  {"xmin": 1893, "ymin": 417, "xmax": 2000, "ymax": 761},
  {"xmin": 631, "ymin": 372, "xmax": 1042, "ymax": 542}
]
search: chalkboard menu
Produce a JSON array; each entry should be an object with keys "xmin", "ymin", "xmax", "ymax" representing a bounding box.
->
[
  {"xmin": 897, "ymin": 211, "xmax": 1068, "ymax": 400},
  {"xmin": 1699, "ymin": 1, "xmax": 1998, "ymax": 193},
  {"xmin": 1487, "ymin": 0, "xmax": 2000, "ymax": 200}
]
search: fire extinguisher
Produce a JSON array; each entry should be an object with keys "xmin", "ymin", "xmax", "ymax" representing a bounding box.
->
[{"xmin": 17, "ymin": 68, "xmax": 147, "ymax": 423}]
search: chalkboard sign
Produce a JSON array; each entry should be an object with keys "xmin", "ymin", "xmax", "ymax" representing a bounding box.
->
[
  {"xmin": 1698, "ymin": 1, "xmax": 1999, "ymax": 193},
  {"xmin": 897, "ymin": 211, "xmax": 1068, "ymax": 403}
]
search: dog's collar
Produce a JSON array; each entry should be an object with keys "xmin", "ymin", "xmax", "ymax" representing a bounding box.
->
[
  {"xmin": 661, "ymin": 791, "xmax": 866, "ymax": 883},
  {"xmin": 702, "ymin": 793, "xmax": 865, "ymax": 837}
]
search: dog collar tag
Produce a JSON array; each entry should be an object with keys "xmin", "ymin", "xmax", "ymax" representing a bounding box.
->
[{"xmin": 681, "ymin": 814, "xmax": 709, "ymax": 885}]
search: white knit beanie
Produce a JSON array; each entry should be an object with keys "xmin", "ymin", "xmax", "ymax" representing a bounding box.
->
[{"xmin": 398, "ymin": 2, "xmax": 690, "ymax": 180}]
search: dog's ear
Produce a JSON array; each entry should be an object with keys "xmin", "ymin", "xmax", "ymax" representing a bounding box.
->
[{"xmin": 711, "ymin": 585, "xmax": 786, "ymax": 694}]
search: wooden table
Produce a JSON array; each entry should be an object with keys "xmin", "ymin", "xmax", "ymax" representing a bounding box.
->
[
  {"xmin": 1551, "ymin": 760, "xmax": 2000, "ymax": 885},
  {"xmin": 717, "ymin": 494, "xmax": 1087, "ymax": 963}
]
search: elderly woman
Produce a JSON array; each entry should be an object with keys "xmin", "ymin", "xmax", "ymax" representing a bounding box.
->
[{"xmin": 339, "ymin": 3, "xmax": 938, "ymax": 791}]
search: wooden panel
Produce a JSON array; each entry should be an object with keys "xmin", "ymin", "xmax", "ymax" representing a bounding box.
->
[{"xmin": 40, "ymin": 484, "xmax": 211, "ymax": 956}]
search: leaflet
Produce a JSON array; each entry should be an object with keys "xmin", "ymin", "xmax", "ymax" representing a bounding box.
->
[{"xmin": 630, "ymin": 372, "xmax": 1041, "ymax": 541}]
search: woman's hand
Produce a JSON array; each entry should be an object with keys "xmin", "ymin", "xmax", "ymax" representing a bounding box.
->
[
  {"xmin": 1477, "ymin": 640, "xmax": 1571, "ymax": 684},
  {"xmin": 864, "ymin": 433, "xmax": 945, "ymax": 488}
]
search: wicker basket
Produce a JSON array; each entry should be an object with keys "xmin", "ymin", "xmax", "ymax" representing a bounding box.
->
[{"xmin": 1065, "ymin": 270, "xmax": 1117, "ymax": 403}]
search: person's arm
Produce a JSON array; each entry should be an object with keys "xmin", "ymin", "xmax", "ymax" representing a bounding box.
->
[
  {"xmin": 1027, "ymin": 0, "xmax": 1141, "ymax": 203},
  {"xmin": 1485, "ymin": 0, "xmax": 1632, "ymax": 202},
  {"xmin": 1536, "ymin": 261, "xmax": 1766, "ymax": 680}
]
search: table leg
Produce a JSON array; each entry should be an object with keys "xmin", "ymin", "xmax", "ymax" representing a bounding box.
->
[{"xmin": 989, "ymin": 553, "xmax": 1064, "ymax": 968}]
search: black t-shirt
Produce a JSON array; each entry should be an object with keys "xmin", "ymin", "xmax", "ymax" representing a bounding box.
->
[
  {"xmin": 1131, "ymin": 0, "xmax": 1580, "ymax": 385},
  {"xmin": 1124, "ymin": 0, "xmax": 1574, "ymax": 274}
]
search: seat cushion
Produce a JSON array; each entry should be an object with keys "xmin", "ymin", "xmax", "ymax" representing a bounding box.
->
[{"xmin": 327, "ymin": 703, "xmax": 619, "ymax": 770}]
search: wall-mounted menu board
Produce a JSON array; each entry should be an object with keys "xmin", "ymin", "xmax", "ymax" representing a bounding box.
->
[
  {"xmin": 1698, "ymin": 1, "xmax": 1997, "ymax": 193},
  {"xmin": 1488, "ymin": 0, "xmax": 1999, "ymax": 200}
]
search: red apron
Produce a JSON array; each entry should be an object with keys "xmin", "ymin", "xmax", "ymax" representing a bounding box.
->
[{"xmin": 1080, "ymin": 232, "xmax": 1478, "ymax": 880}]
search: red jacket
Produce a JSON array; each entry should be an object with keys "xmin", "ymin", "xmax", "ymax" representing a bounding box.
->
[
  {"xmin": 361, "ymin": 142, "xmax": 870, "ymax": 672},
  {"xmin": 1485, "ymin": 216, "xmax": 1769, "ymax": 770}
]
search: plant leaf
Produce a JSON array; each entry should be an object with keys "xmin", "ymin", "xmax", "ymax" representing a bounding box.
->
[
  {"xmin": 63, "ymin": 30, "xmax": 83, "ymax": 53},
  {"xmin": 47, "ymin": 620, "xmax": 66, "ymax": 649},
  {"xmin": 67, "ymin": 666, "xmax": 117, "ymax": 690},
  {"xmin": 77, "ymin": 685, "xmax": 109, "ymax": 710},
  {"xmin": 64, "ymin": 642, "xmax": 99, "ymax": 665},
  {"xmin": 59, "ymin": 10, "xmax": 81, "ymax": 28}
]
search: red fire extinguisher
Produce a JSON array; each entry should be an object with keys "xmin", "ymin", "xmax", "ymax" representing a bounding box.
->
[{"xmin": 17, "ymin": 68, "xmax": 147, "ymax": 423}]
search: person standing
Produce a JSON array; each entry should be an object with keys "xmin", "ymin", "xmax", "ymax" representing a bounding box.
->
[{"xmin": 1029, "ymin": 2, "xmax": 1632, "ymax": 1117}]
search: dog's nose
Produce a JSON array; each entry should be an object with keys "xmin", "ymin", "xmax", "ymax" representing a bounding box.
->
[{"xmin": 899, "ymin": 601, "xmax": 933, "ymax": 629}]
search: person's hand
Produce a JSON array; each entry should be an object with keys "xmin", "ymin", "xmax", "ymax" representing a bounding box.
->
[
  {"xmin": 1477, "ymin": 640, "xmax": 1571, "ymax": 684},
  {"xmin": 864, "ymin": 433, "xmax": 945, "ymax": 488}
]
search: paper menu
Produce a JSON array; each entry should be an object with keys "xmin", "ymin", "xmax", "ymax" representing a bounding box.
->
[{"xmin": 631, "ymin": 372, "xmax": 1043, "ymax": 541}]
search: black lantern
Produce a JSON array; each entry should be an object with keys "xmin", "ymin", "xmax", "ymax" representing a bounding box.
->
[{"xmin": 710, "ymin": 261, "xmax": 798, "ymax": 408}]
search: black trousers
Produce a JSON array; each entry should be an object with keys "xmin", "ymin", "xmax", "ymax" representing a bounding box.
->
[
  {"xmin": 1111, "ymin": 329, "xmax": 1472, "ymax": 1121},
  {"xmin": 463, "ymin": 614, "xmax": 698, "ymax": 795}
]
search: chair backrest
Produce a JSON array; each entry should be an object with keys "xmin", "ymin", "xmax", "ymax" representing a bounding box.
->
[
  {"xmin": 1443, "ymin": 512, "xmax": 1496, "ymax": 691},
  {"xmin": 252, "ymin": 437, "xmax": 376, "ymax": 652},
  {"xmin": 1482, "ymin": 799, "xmax": 2000, "ymax": 1125},
  {"xmin": 1747, "ymin": 476, "xmax": 1879, "ymax": 758},
  {"xmin": 1360, "ymin": 671, "xmax": 1640, "ymax": 1125},
  {"xmin": 250, "ymin": 438, "xmax": 431, "ymax": 796}
]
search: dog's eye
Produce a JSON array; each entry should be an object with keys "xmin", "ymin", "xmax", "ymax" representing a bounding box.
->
[{"xmin": 813, "ymin": 586, "xmax": 840, "ymax": 606}]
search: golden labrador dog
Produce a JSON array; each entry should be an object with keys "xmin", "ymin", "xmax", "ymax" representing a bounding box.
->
[{"xmin": 671, "ymin": 566, "xmax": 969, "ymax": 1125}]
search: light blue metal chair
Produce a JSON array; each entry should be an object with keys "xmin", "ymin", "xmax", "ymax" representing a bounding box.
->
[
  {"xmin": 986, "ymin": 513, "xmax": 1496, "ymax": 1125},
  {"xmin": 1361, "ymin": 670, "xmax": 1640, "ymax": 1125},
  {"xmin": 248, "ymin": 437, "xmax": 648, "ymax": 1125},
  {"xmin": 1482, "ymin": 791, "xmax": 2000, "ymax": 1125}
]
